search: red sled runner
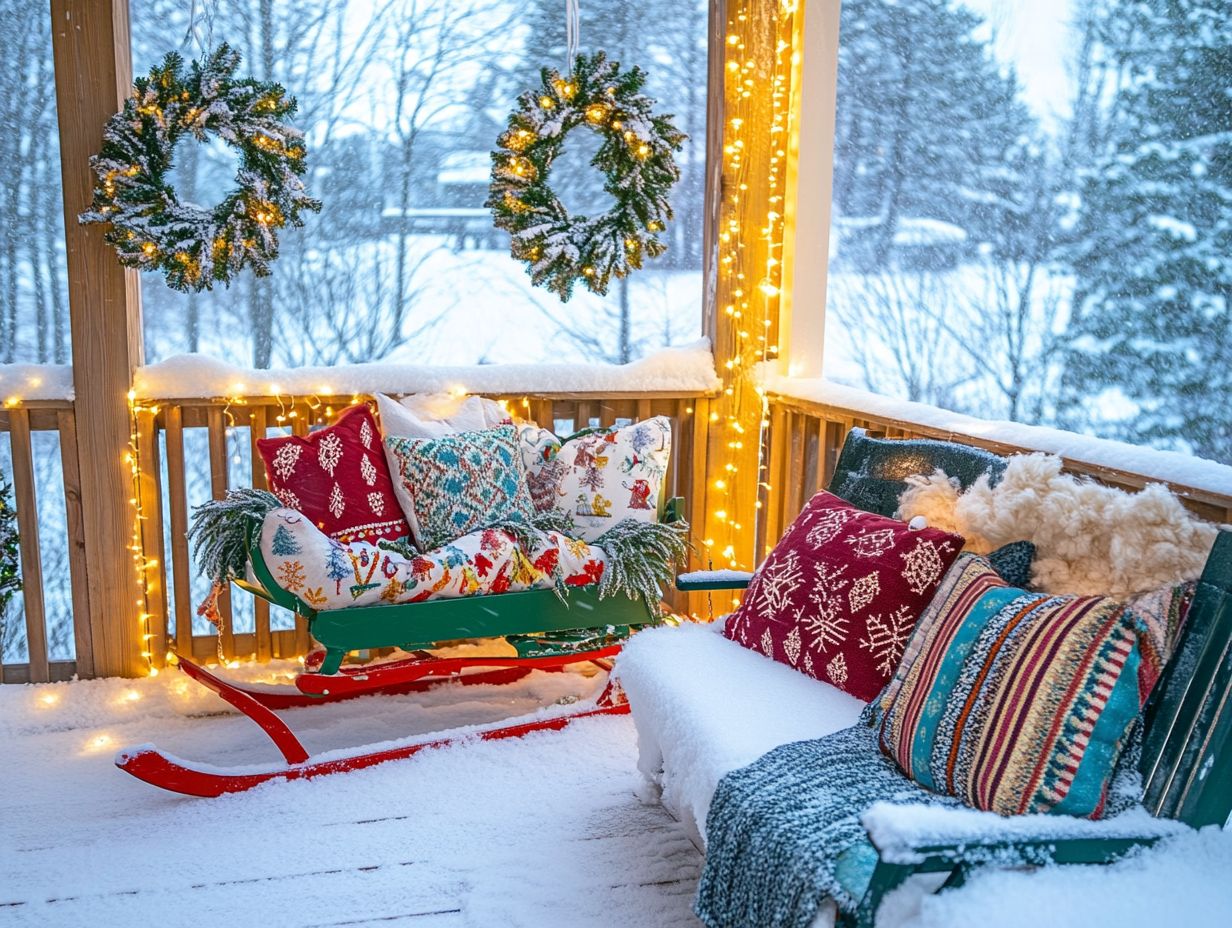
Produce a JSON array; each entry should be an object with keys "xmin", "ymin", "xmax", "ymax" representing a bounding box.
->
[{"xmin": 118, "ymin": 646, "xmax": 629, "ymax": 798}]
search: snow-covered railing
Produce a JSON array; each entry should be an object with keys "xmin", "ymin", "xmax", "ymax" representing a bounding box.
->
[
  {"xmin": 121, "ymin": 345, "xmax": 718, "ymax": 666},
  {"xmin": 759, "ymin": 376, "xmax": 1232, "ymax": 558}
]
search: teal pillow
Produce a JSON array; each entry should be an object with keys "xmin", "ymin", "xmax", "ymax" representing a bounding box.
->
[
  {"xmin": 384, "ymin": 425, "xmax": 535, "ymax": 551},
  {"xmin": 879, "ymin": 554, "xmax": 1149, "ymax": 818}
]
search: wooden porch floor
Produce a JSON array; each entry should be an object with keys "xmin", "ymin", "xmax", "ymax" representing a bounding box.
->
[{"xmin": 0, "ymin": 666, "xmax": 702, "ymax": 927}]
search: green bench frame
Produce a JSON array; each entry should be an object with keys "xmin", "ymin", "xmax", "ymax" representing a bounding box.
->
[{"xmin": 680, "ymin": 428, "xmax": 1232, "ymax": 927}]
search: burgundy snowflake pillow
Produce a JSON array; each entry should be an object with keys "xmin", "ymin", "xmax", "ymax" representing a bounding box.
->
[
  {"xmin": 723, "ymin": 491, "xmax": 963, "ymax": 701},
  {"xmin": 256, "ymin": 404, "xmax": 411, "ymax": 545}
]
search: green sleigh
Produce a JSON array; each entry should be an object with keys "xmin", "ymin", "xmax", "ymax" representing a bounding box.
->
[
  {"xmin": 117, "ymin": 494, "xmax": 687, "ymax": 797},
  {"xmin": 238, "ymin": 496, "xmax": 686, "ymax": 678}
]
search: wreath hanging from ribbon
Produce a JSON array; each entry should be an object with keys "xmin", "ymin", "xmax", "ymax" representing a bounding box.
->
[
  {"xmin": 487, "ymin": 51, "xmax": 686, "ymax": 302},
  {"xmin": 80, "ymin": 44, "xmax": 320, "ymax": 293}
]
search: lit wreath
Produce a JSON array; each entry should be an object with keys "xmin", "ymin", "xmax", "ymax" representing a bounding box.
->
[
  {"xmin": 487, "ymin": 52, "xmax": 686, "ymax": 302},
  {"xmin": 80, "ymin": 45, "xmax": 320, "ymax": 293}
]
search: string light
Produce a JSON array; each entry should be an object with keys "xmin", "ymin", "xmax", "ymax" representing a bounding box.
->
[
  {"xmin": 701, "ymin": 0, "xmax": 802, "ymax": 591},
  {"xmin": 126, "ymin": 391, "xmax": 160, "ymax": 676}
]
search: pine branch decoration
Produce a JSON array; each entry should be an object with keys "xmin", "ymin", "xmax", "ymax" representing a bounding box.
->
[
  {"xmin": 487, "ymin": 52, "xmax": 687, "ymax": 301},
  {"xmin": 79, "ymin": 44, "xmax": 321, "ymax": 293},
  {"xmin": 187, "ymin": 488, "xmax": 282, "ymax": 588},
  {"xmin": 592, "ymin": 517, "xmax": 690, "ymax": 611},
  {"xmin": 0, "ymin": 477, "xmax": 19, "ymax": 634}
]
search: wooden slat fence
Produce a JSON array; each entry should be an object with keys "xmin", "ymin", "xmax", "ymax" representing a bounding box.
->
[
  {"xmin": 758, "ymin": 393, "xmax": 1232, "ymax": 565},
  {"xmin": 6, "ymin": 386, "xmax": 1232, "ymax": 680}
]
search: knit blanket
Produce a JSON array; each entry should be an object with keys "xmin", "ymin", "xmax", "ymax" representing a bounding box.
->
[
  {"xmin": 695, "ymin": 714, "xmax": 1146, "ymax": 928},
  {"xmin": 694, "ymin": 718, "xmax": 957, "ymax": 928}
]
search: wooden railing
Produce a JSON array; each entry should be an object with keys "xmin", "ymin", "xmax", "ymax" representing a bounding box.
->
[
  {"xmin": 0, "ymin": 400, "xmax": 89, "ymax": 683},
  {"xmin": 758, "ymin": 392, "xmax": 1232, "ymax": 564},
  {"xmin": 128, "ymin": 390, "xmax": 713, "ymax": 671},
  {"xmin": 7, "ymin": 383, "xmax": 1232, "ymax": 681}
]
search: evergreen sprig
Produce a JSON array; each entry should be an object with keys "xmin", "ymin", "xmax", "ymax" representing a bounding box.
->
[
  {"xmin": 0, "ymin": 477, "xmax": 19, "ymax": 632},
  {"xmin": 592, "ymin": 516, "xmax": 690, "ymax": 612},
  {"xmin": 79, "ymin": 44, "xmax": 321, "ymax": 293},
  {"xmin": 188, "ymin": 488, "xmax": 282, "ymax": 588},
  {"xmin": 486, "ymin": 51, "xmax": 686, "ymax": 301}
]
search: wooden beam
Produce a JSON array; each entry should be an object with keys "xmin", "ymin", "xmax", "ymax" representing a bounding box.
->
[
  {"xmin": 52, "ymin": 0, "xmax": 147, "ymax": 677},
  {"xmin": 702, "ymin": 0, "xmax": 802, "ymax": 571},
  {"xmin": 9, "ymin": 410, "xmax": 50, "ymax": 683}
]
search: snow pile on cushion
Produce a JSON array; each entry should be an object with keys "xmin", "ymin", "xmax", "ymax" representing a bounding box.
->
[
  {"xmin": 617, "ymin": 622, "xmax": 864, "ymax": 848},
  {"xmin": 861, "ymin": 801, "xmax": 1187, "ymax": 866},
  {"xmin": 259, "ymin": 508, "xmax": 605, "ymax": 611}
]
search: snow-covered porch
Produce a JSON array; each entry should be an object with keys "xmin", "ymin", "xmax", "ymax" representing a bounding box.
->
[{"xmin": 5, "ymin": 653, "xmax": 1232, "ymax": 927}]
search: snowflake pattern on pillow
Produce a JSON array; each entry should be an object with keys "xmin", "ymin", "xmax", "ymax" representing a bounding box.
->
[
  {"xmin": 724, "ymin": 491, "xmax": 964, "ymax": 701},
  {"xmin": 256, "ymin": 404, "xmax": 410, "ymax": 545}
]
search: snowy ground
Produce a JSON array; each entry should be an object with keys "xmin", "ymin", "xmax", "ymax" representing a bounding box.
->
[
  {"xmin": 2, "ymin": 663, "xmax": 1230, "ymax": 928},
  {"xmin": 0, "ymin": 665, "xmax": 701, "ymax": 928}
]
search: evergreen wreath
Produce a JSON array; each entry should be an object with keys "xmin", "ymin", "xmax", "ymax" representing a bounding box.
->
[
  {"xmin": 79, "ymin": 44, "xmax": 321, "ymax": 293},
  {"xmin": 487, "ymin": 52, "xmax": 686, "ymax": 301}
]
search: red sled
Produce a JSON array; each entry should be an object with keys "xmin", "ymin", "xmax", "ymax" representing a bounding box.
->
[{"xmin": 117, "ymin": 647, "xmax": 630, "ymax": 798}]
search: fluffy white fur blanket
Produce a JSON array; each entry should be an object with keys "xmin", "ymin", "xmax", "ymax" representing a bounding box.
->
[{"xmin": 897, "ymin": 453, "xmax": 1220, "ymax": 598}]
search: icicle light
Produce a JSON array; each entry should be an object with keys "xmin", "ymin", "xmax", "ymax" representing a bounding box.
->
[{"xmin": 702, "ymin": 0, "xmax": 803, "ymax": 580}]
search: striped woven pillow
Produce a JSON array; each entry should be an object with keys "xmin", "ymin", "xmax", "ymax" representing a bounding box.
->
[{"xmin": 878, "ymin": 554, "xmax": 1148, "ymax": 818}]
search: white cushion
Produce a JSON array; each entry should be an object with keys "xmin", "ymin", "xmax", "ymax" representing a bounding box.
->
[
  {"xmin": 375, "ymin": 392, "xmax": 506, "ymax": 439},
  {"xmin": 522, "ymin": 416, "xmax": 673, "ymax": 542},
  {"xmin": 617, "ymin": 622, "xmax": 865, "ymax": 849}
]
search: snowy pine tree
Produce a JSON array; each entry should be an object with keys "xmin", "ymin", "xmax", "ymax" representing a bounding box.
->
[
  {"xmin": 270, "ymin": 524, "xmax": 302, "ymax": 557},
  {"xmin": 831, "ymin": 0, "xmax": 1036, "ymax": 263},
  {"xmin": 1061, "ymin": 0, "xmax": 1232, "ymax": 463},
  {"xmin": 0, "ymin": 477, "xmax": 19, "ymax": 629},
  {"xmin": 325, "ymin": 542, "xmax": 350, "ymax": 592}
]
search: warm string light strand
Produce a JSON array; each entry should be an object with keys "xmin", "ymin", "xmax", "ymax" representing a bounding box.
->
[
  {"xmin": 701, "ymin": 0, "xmax": 802, "ymax": 604},
  {"xmin": 126, "ymin": 391, "xmax": 161, "ymax": 675}
]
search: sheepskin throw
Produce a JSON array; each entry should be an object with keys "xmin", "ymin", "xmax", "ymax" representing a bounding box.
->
[{"xmin": 896, "ymin": 453, "xmax": 1218, "ymax": 598}]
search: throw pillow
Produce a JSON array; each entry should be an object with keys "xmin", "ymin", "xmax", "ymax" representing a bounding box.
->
[
  {"xmin": 376, "ymin": 392, "xmax": 508, "ymax": 440},
  {"xmin": 383, "ymin": 425, "xmax": 536, "ymax": 551},
  {"xmin": 256, "ymin": 403, "xmax": 410, "ymax": 544},
  {"xmin": 723, "ymin": 491, "xmax": 964, "ymax": 701},
  {"xmin": 524, "ymin": 416, "xmax": 672, "ymax": 542},
  {"xmin": 878, "ymin": 553, "xmax": 1156, "ymax": 818}
]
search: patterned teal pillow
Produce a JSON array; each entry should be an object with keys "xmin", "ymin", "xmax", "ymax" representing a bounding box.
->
[{"xmin": 383, "ymin": 425, "xmax": 535, "ymax": 551}]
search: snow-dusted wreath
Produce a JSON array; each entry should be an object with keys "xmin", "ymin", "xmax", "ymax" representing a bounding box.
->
[
  {"xmin": 80, "ymin": 45, "xmax": 320, "ymax": 293},
  {"xmin": 487, "ymin": 52, "xmax": 686, "ymax": 301}
]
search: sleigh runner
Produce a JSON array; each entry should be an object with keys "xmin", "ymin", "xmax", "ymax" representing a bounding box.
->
[{"xmin": 117, "ymin": 400, "xmax": 689, "ymax": 796}]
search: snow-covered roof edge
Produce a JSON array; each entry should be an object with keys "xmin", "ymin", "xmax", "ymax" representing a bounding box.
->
[
  {"xmin": 133, "ymin": 339, "xmax": 721, "ymax": 400},
  {"xmin": 764, "ymin": 371, "xmax": 1232, "ymax": 501},
  {"xmin": 0, "ymin": 364, "xmax": 75, "ymax": 402}
]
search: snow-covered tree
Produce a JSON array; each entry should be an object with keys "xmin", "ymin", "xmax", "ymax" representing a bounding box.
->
[
  {"xmin": 831, "ymin": 0, "xmax": 1036, "ymax": 263},
  {"xmin": 1060, "ymin": 0, "xmax": 1232, "ymax": 463}
]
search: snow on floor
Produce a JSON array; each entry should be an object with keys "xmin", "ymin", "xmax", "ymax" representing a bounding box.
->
[
  {"xmin": 0, "ymin": 666, "xmax": 701, "ymax": 928},
  {"xmin": 2, "ymin": 663, "xmax": 1230, "ymax": 928}
]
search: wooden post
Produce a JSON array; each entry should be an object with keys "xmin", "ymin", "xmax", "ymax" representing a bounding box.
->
[
  {"xmin": 51, "ymin": 0, "xmax": 147, "ymax": 677},
  {"xmin": 702, "ymin": 0, "xmax": 803, "ymax": 572}
]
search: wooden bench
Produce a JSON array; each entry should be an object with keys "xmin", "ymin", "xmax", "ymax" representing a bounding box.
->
[{"xmin": 680, "ymin": 428, "xmax": 1231, "ymax": 927}]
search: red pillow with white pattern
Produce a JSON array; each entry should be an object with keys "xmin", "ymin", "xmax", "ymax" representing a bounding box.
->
[
  {"xmin": 723, "ymin": 491, "xmax": 963, "ymax": 701},
  {"xmin": 256, "ymin": 404, "xmax": 410, "ymax": 545}
]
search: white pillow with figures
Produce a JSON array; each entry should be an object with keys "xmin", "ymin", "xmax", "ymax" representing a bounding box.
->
[{"xmin": 522, "ymin": 416, "xmax": 672, "ymax": 542}]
